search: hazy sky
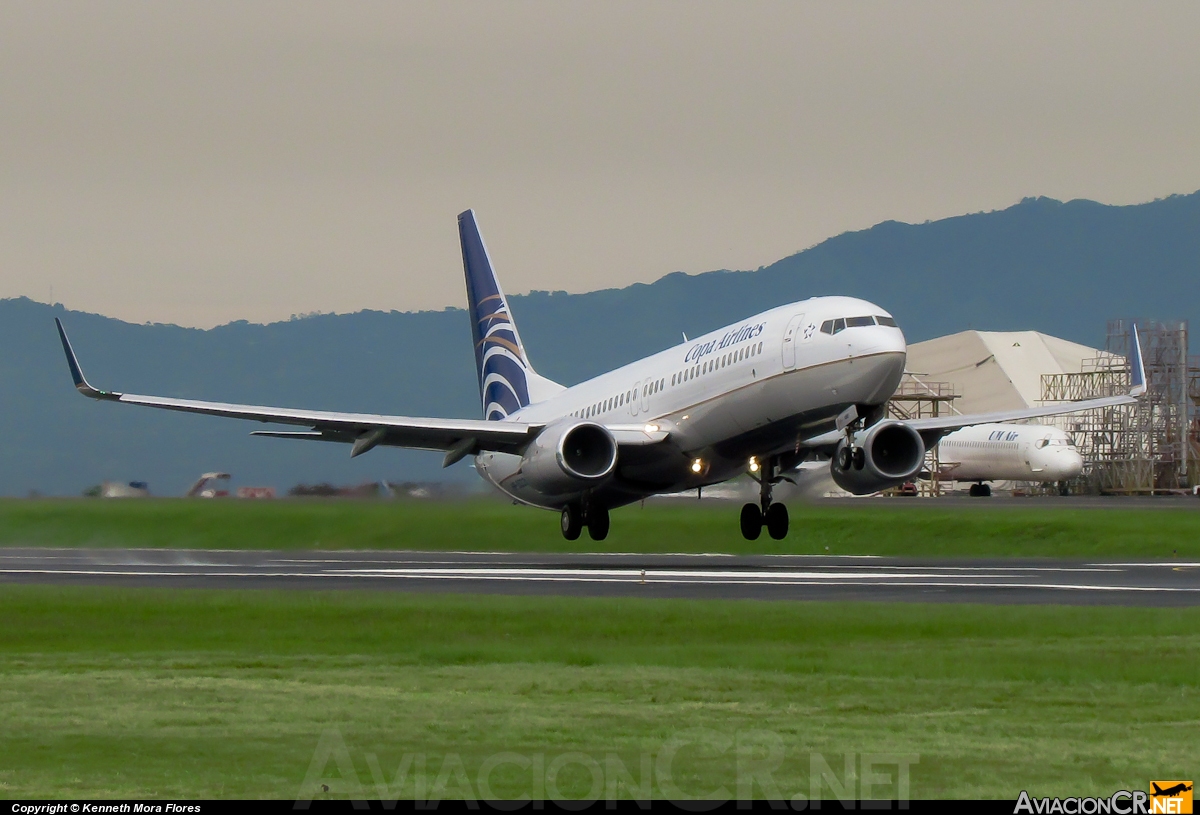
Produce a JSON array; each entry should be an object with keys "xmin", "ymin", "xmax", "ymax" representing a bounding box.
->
[{"xmin": 1, "ymin": 2, "xmax": 1198, "ymax": 327}]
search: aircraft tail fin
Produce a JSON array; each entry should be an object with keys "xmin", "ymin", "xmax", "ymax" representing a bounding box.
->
[
  {"xmin": 1129, "ymin": 324, "xmax": 1147, "ymax": 397},
  {"xmin": 458, "ymin": 210, "xmax": 563, "ymax": 420}
]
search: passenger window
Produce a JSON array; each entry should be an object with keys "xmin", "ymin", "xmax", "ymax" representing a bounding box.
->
[{"xmin": 876, "ymin": 315, "xmax": 897, "ymax": 327}]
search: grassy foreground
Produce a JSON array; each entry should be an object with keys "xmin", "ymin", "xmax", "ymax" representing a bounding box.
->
[
  {"xmin": 0, "ymin": 585, "xmax": 1196, "ymax": 799},
  {"xmin": 1, "ymin": 497, "xmax": 1199, "ymax": 557}
]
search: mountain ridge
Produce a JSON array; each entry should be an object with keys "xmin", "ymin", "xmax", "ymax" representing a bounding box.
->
[{"xmin": 4, "ymin": 189, "xmax": 1198, "ymax": 496}]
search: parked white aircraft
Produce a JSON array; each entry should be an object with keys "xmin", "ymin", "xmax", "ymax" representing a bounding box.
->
[
  {"xmin": 937, "ymin": 423, "xmax": 1083, "ymax": 496},
  {"xmin": 54, "ymin": 210, "xmax": 1146, "ymax": 541}
]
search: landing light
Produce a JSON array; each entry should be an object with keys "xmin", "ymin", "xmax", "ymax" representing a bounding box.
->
[
  {"xmin": 690, "ymin": 458, "xmax": 704, "ymax": 474},
  {"xmin": 644, "ymin": 424, "xmax": 659, "ymax": 433},
  {"xmin": 748, "ymin": 456, "xmax": 760, "ymax": 473}
]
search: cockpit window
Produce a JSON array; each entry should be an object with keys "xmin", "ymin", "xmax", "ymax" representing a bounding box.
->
[
  {"xmin": 875, "ymin": 315, "xmax": 897, "ymax": 327},
  {"xmin": 823, "ymin": 317, "xmax": 882, "ymax": 333}
]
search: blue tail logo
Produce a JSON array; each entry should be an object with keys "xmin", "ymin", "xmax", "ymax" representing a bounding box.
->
[{"xmin": 459, "ymin": 210, "xmax": 533, "ymax": 420}]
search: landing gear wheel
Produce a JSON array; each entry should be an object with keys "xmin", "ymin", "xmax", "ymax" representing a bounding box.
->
[
  {"xmin": 587, "ymin": 505, "xmax": 610, "ymax": 541},
  {"xmin": 968, "ymin": 483, "xmax": 992, "ymax": 497},
  {"xmin": 1058, "ymin": 482, "xmax": 1070, "ymax": 497},
  {"xmin": 560, "ymin": 505, "xmax": 583, "ymax": 540},
  {"xmin": 765, "ymin": 503, "xmax": 789, "ymax": 540},
  {"xmin": 852, "ymin": 448, "xmax": 866, "ymax": 471},
  {"xmin": 836, "ymin": 447, "xmax": 853, "ymax": 471},
  {"xmin": 740, "ymin": 503, "xmax": 762, "ymax": 540}
]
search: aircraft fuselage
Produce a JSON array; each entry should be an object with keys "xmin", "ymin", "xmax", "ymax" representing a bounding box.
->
[{"xmin": 475, "ymin": 296, "xmax": 907, "ymax": 509}]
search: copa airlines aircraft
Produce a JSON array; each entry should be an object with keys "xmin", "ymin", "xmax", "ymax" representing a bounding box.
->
[
  {"xmin": 54, "ymin": 210, "xmax": 1145, "ymax": 541},
  {"xmin": 938, "ymin": 423, "xmax": 1083, "ymax": 496}
]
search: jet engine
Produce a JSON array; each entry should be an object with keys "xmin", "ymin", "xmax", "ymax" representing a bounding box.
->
[
  {"xmin": 519, "ymin": 420, "xmax": 618, "ymax": 495},
  {"xmin": 829, "ymin": 420, "xmax": 925, "ymax": 495}
]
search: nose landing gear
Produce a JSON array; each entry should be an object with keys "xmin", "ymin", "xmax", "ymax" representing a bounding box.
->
[{"xmin": 741, "ymin": 455, "xmax": 791, "ymax": 540}]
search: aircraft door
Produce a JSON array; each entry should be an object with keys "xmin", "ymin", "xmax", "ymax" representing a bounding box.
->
[
  {"xmin": 630, "ymin": 381, "xmax": 640, "ymax": 416},
  {"xmin": 1024, "ymin": 441, "xmax": 1043, "ymax": 472},
  {"xmin": 781, "ymin": 313, "xmax": 806, "ymax": 369}
]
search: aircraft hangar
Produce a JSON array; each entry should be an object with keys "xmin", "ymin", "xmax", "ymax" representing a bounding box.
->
[
  {"xmin": 904, "ymin": 330, "xmax": 1111, "ymax": 415},
  {"xmin": 896, "ymin": 323, "xmax": 1199, "ymax": 495}
]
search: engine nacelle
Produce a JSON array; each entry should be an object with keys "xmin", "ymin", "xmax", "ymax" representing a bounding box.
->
[
  {"xmin": 830, "ymin": 420, "xmax": 925, "ymax": 495},
  {"xmin": 519, "ymin": 420, "xmax": 618, "ymax": 495}
]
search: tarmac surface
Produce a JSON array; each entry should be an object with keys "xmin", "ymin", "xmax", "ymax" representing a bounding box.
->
[{"xmin": 2, "ymin": 548, "xmax": 1199, "ymax": 605}]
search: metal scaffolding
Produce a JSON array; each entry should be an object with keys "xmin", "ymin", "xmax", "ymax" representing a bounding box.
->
[
  {"xmin": 887, "ymin": 376, "xmax": 960, "ymax": 496},
  {"xmin": 1040, "ymin": 320, "xmax": 1200, "ymax": 494}
]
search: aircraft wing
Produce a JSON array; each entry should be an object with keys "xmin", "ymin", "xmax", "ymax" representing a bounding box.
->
[
  {"xmin": 899, "ymin": 392, "xmax": 1138, "ymax": 434},
  {"xmin": 55, "ymin": 319, "xmax": 540, "ymax": 464},
  {"xmin": 801, "ymin": 325, "xmax": 1147, "ymax": 448}
]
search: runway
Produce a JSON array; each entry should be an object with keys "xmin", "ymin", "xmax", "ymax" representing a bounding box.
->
[{"xmin": 1, "ymin": 548, "xmax": 1199, "ymax": 605}]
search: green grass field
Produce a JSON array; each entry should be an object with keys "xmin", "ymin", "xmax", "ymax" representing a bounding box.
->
[
  {"xmin": 0, "ymin": 586, "xmax": 1196, "ymax": 799},
  {"xmin": 1, "ymin": 496, "xmax": 1199, "ymax": 557}
]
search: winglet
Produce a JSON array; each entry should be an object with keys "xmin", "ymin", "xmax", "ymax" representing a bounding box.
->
[
  {"xmin": 1129, "ymin": 324, "xmax": 1147, "ymax": 397},
  {"xmin": 54, "ymin": 318, "xmax": 117, "ymax": 400}
]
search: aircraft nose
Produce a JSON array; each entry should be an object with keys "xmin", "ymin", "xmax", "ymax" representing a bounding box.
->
[{"xmin": 1052, "ymin": 450, "xmax": 1084, "ymax": 480}]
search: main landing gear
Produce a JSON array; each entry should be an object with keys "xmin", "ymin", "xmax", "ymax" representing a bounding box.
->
[
  {"xmin": 561, "ymin": 502, "xmax": 609, "ymax": 541},
  {"xmin": 968, "ymin": 483, "xmax": 992, "ymax": 497},
  {"xmin": 741, "ymin": 456, "xmax": 790, "ymax": 541}
]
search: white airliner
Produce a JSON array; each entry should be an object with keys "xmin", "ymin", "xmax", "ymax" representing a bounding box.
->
[
  {"xmin": 54, "ymin": 210, "xmax": 1145, "ymax": 541},
  {"xmin": 938, "ymin": 423, "xmax": 1083, "ymax": 496}
]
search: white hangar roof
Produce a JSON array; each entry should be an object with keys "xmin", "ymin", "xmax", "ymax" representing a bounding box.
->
[{"xmin": 904, "ymin": 330, "xmax": 1112, "ymax": 414}]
